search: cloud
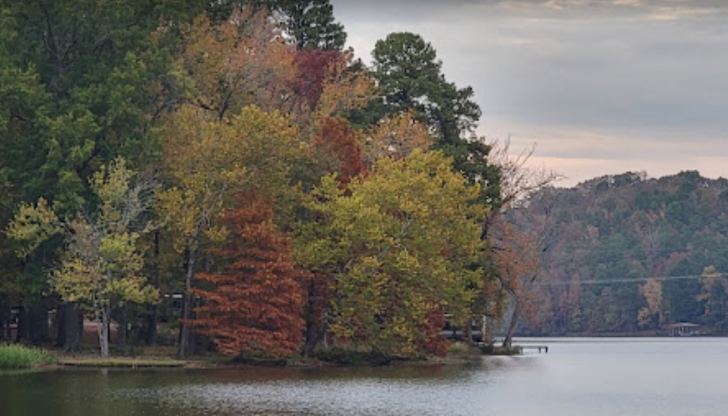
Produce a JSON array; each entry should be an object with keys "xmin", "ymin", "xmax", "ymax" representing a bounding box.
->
[{"xmin": 331, "ymin": 0, "xmax": 728, "ymax": 184}]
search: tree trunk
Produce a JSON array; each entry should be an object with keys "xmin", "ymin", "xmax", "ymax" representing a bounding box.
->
[
  {"xmin": 24, "ymin": 304, "xmax": 49, "ymax": 344},
  {"xmin": 0, "ymin": 302, "xmax": 8, "ymax": 342},
  {"xmin": 302, "ymin": 320, "xmax": 328, "ymax": 358},
  {"xmin": 98, "ymin": 305, "xmax": 110, "ymax": 358},
  {"xmin": 465, "ymin": 319, "xmax": 476, "ymax": 346},
  {"xmin": 146, "ymin": 230, "xmax": 160, "ymax": 346},
  {"xmin": 117, "ymin": 304, "xmax": 128, "ymax": 352},
  {"xmin": 177, "ymin": 248, "xmax": 196, "ymax": 359},
  {"xmin": 502, "ymin": 301, "xmax": 520, "ymax": 349},
  {"xmin": 58, "ymin": 302, "xmax": 82, "ymax": 352},
  {"xmin": 146, "ymin": 304, "xmax": 158, "ymax": 346},
  {"xmin": 15, "ymin": 305, "xmax": 25, "ymax": 342}
]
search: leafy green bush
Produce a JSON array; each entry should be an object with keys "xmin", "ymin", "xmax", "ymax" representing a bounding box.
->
[{"xmin": 0, "ymin": 344, "xmax": 55, "ymax": 369}]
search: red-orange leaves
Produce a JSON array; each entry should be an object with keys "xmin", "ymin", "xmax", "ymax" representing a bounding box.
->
[
  {"xmin": 315, "ymin": 117, "xmax": 366, "ymax": 184},
  {"xmin": 291, "ymin": 49, "xmax": 343, "ymax": 110},
  {"xmin": 190, "ymin": 193, "xmax": 305, "ymax": 357}
]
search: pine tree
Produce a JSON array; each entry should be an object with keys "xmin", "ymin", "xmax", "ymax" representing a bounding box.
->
[{"xmin": 245, "ymin": 0, "xmax": 347, "ymax": 50}]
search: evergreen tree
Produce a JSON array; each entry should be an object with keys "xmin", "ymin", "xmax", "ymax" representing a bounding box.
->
[
  {"xmin": 245, "ymin": 0, "xmax": 347, "ymax": 50},
  {"xmin": 370, "ymin": 32, "xmax": 500, "ymax": 205}
]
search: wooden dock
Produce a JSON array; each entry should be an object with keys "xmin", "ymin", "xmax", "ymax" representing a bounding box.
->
[{"xmin": 520, "ymin": 345, "xmax": 549, "ymax": 353}]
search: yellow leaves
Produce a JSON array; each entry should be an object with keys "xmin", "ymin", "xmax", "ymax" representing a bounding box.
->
[
  {"xmin": 157, "ymin": 104, "xmax": 301, "ymax": 251},
  {"xmin": 178, "ymin": 9, "xmax": 297, "ymax": 119},
  {"xmin": 298, "ymin": 149, "xmax": 487, "ymax": 356},
  {"xmin": 7, "ymin": 198, "xmax": 61, "ymax": 257},
  {"xmin": 314, "ymin": 52, "xmax": 377, "ymax": 122},
  {"xmin": 108, "ymin": 276, "xmax": 159, "ymax": 305},
  {"xmin": 362, "ymin": 111, "xmax": 432, "ymax": 165},
  {"xmin": 9, "ymin": 158, "xmax": 158, "ymax": 316},
  {"xmin": 92, "ymin": 158, "xmax": 131, "ymax": 204}
]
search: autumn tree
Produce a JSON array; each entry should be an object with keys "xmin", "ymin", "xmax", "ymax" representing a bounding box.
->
[
  {"xmin": 314, "ymin": 117, "xmax": 366, "ymax": 185},
  {"xmin": 290, "ymin": 49, "xmax": 343, "ymax": 110},
  {"xmin": 176, "ymin": 8, "xmax": 297, "ymax": 120},
  {"xmin": 362, "ymin": 111, "xmax": 432, "ymax": 165},
  {"xmin": 311, "ymin": 52, "xmax": 377, "ymax": 123},
  {"xmin": 297, "ymin": 150, "xmax": 486, "ymax": 357},
  {"xmin": 8, "ymin": 158, "xmax": 159, "ymax": 357},
  {"xmin": 156, "ymin": 104, "xmax": 301, "ymax": 358},
  {"xmin": 485, "ymin": 139, "xmax": 561, "ymax": 347},
  {"xmin": 637, "ymin": 278, "xmax": 664, "ymax": 329},
  {"xmin": 189, "ymin": 192, "xmax": 305, "ymax": 357}
]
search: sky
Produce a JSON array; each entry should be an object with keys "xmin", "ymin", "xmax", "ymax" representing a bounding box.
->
[{"xmin": 330, "ymin": 0, "xmax": 728, "ymax": 187}]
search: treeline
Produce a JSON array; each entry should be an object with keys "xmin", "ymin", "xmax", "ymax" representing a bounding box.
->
[
  {"xmin": 0, "ymin": 1, "xmax": 523, "ymax": 359},
  {"xmin": 518, "ymin": 171, "xmax": 728, "ymax": 335}
]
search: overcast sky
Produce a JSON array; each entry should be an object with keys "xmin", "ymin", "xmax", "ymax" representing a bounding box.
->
[{"xmin": 331, "ymin": 0, "xmax": 728, "ymax": 186}]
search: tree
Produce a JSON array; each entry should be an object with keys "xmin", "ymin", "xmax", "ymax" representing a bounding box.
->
[
  {"xmin": 8, "ymin": 158, "xmax": 159, "ymax": 357},
  {"xmin": 0, "ymin": 0, "xmax": 210, "ymax": 345},
  {"xmin": 189, "ymin": 192, "xmax": 305, "ymax": 357},
  {"xmin": 314, "ymin": 117, "xmax": 366, "ymax": 185},
  {"xmin": 362, "ymin": 111, "xmax": 432, "ymax": 165},
  {"xmin": 370, "ymin": 32, "xmax": 481, "ymax": 145},
  {"xmin": 156, "ymin": 104, "xmax": 301, "ymax": 358},
  {"xmin": 637, "ymin": 278, "xmax": 663, "ymax": 329},
  {"xmin": 245, "ymin": 0, "xmax": 347, "ymax": 50},
  {"xmin": 297, "ymin": 149, "xmax": 486, "ymax": 357},
  {"xmin": 176, "ymin": 9, "xmax": 297, "ymax": 121},
  {"xmin": 484, "ymin": 139, "xmax": 561, "ymax": 346},
  {"xmin": 697, "ymin": 266, "xmax": 728, "ymax": 329},
  {"xmin": 290, "ymin": 49, "xmax": 343, "ymax": 110},
  {"xmin": 369, "ymin": 32, "xmax": 500, "ymax": 205}
]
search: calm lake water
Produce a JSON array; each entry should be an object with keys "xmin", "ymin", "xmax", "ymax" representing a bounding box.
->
[{"xmin": 3, "ymin": 338, "xmax": 728, "ymax": 416}]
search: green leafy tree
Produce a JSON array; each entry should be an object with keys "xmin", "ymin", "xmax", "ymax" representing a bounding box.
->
[
  {"xmin": 297, "ymin": 150, "xmax": 486, "ymax": 357},
  {"xmin": 244, "ymin": 0, "xmax": 347, "ymax": 50},
  {"xmin": 8, "ymin": 158, "xmax": 159, "ymax": 357},
  {"xmin": 369, "ymin": 32, "xmax": 500, "ymax": 205},
  {"xmin": 0, "ymin": 1, "xmax": 213, "ymax": 343},
  {"xmin": 697, "ymin": 266, "xmax": 728, "ymax": 329},
  {"xmin": 370, "ymin": 32, "xmax": 480, "ymax": 145}
]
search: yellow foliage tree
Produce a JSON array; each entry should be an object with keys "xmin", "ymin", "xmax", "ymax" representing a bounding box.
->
[
  {"xmin": 297, "ymin": 150, "xmax": 486, "ymax": 357},
  {"xmin": 8, "ymin": 158, "xmax": 158, "ymax": 357},
  {"xmin": 156, "ymin": 104, "xmax": 302, "ymax": 357}
]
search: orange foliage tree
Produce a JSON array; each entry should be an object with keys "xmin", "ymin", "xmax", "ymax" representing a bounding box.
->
[
  {"xmin": 362, "ymin": 111, "xmax": 432, "ymax": 165},
  {"xmin": 314, "ymin": 117, "xmax": 366, "ymax": 184},
  {"xmin": 177, "ymin": 8, "xmax": 297, "ymax": 120},
  {"xmin": 189, "ymin": 192, "xmax": 305, "ymax": 357},
  {"xmin": 290, "ymin": 49, "xmax": 343, "ymax": 110}
]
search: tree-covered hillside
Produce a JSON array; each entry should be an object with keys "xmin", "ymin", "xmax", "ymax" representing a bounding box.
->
[{"xmin": 521, "ymin": 171, "xmax": 728, "ymax": 335}]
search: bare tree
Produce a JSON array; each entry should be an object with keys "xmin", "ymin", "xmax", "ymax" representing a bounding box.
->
[{"xmin": 482, "ymin": 137, "xmax": 562, "ymax": 348}]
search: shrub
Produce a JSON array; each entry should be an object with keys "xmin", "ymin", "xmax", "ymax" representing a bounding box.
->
[{"xmin": 0, "ymin": 344, "xmax": 55, "ymax": 369}]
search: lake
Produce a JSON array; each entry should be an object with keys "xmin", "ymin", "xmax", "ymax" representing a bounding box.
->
[{"xmin": 3, "ymin": 338, "xmax": 728, "ymax": 416}]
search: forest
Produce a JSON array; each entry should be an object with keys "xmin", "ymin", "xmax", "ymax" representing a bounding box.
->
[
  {"xmin": 517, "ymin": 171, "xmax": 728, "ymax": 336},
  {"xmin": 0, "ymin": 0, "xmax": 547, "ymax": 360},
  {"xmin": 4, "ymin": 1, "xmax": 722, "ymax": 363}
]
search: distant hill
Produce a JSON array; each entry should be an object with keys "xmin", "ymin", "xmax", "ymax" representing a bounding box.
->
[{"xmin": 519, "ymin": 171, "xmax": 728, "ymax": 335}]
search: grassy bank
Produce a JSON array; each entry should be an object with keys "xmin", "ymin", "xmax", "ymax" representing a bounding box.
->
[{"xmin": 0, "ymin": 344, "xmax": 55, "ymax": 369}]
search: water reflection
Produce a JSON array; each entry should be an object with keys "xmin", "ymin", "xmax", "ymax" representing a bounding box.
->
[{"xmin": 4, "ymin": 340, "xmax": 728, "ymax": 416}]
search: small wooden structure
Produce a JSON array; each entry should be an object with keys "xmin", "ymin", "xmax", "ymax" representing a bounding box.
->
[{"xmin": 667, "ymin": 322, "xmax": 700, "ymax": 337}]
